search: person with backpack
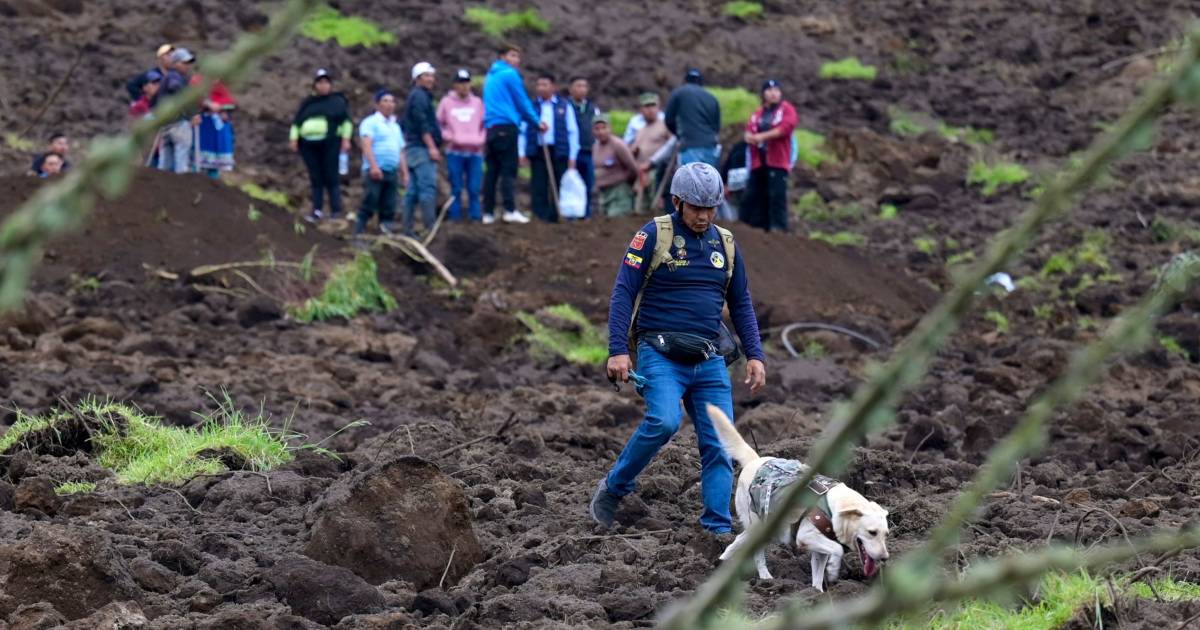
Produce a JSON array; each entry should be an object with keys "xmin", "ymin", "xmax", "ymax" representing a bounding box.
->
[
  {"xmin": 589, "ymin": 162, "xmax": 767, "ymax": 540},
  {"xmin": 290, "ymin": 68, "xmax": 353, "ymax": 222},
  {"xmin": 742, "ymin": 79, "xmax": 797, "ymax": 232}
]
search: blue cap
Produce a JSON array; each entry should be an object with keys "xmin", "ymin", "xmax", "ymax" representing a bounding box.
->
[
  {"xmin": 685, "ymin": 68, "xmax": 703, "ymax": 84},
  {"xmin": 761, "ymin": 78, "xmax": 781, "ymax": 92},
  {"xmin": 144, "ymin": 69, "xmax": 163, "ymax": 82},
  {"xmin": 374, "ymin": 88, "xmax": 394, "ymax": 102}
]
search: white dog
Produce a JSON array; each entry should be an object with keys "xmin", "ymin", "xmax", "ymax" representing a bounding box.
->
[{"xmin": 708, "ymin": 404, "xmax": 890, "ymax": 591}]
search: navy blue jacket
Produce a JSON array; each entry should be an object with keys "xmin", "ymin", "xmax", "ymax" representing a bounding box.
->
[
  {"xmin": 608, "ymin": 213, "xmax": 765, "ymax": 361},
  {"xmin": 403, "ymin": 85, "xmax": 442, "ymax": 147}
]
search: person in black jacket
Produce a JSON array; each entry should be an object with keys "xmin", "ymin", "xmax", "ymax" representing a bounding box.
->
[
  {"xmin": 125, "ymin": 43, "xmax": 174, "ymax": 103},
  {"xmin": 664, "ymin": 69, "xmax": 721, "ymax": 169},
  {"xmin": 403, "ymin": 61, "xmax": 442, "ymax": 236},
  {"xmin": 290, "ymin": 69, "xmax": 353, "ymax": 222}
]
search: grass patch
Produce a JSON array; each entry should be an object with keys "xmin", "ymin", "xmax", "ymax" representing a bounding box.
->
[
  {"xmin": 1129, "ymin": 576, "xmax": 1200, "ymax": 601},
  {"xmin": 810, "ymin": 231, "xmax": 867, "ymax": 247},
  {"xmin": 983, "ymin": 309, "xmax": 1010, "ymax": 334},
  {"xmin": 887, "ymin": 107, "xmax": 993, "ymax": 145},
  {"xmin": 940, "ymin": 122, "xmax": 994, "ymax": 146},
  {"xmin": 1159, "ymin": 335, "xmax": 1190, "ymax": 360},
  {"xmin": 1040, "ymin": 230, "xmax": 1112, "ymax": 277},
  {"xmin": 1151, "ymin": 216, "xmax": 1200, "ymax": 244},
  {"xmin": 464, "ymin": 6, "xmax": 550, "ymax": 39},
  {"xmin": 706, "ymin": 87, "xmax": 759, "ymax": 130},
  {"xmin": 300, "ymin": 4, "xmax": 396, "ymax": 48},
  {"xmin": 54, "ymin": 481, "xmax": 96, "ymax": 495},
  {"xmin": 913, "ymin": 237, "xmax": 938, "ymax": 255},
  {"xmin": 4, "ymin": 133, "xmax": 35, "ymax": 151},
  {"xmin": 802, "ymin": 340, "xmax": 826, "ymax": 359},
  {"xmin": 879, "ymin": 203, "xmax": 899, "ymax": 220},
  {"xmin": 291, "ymin": 252, "xmax": 397, "ymax": 323},
  {"xmin": 819, "ymin": 57, "xmax": 878, "ymax": 81},
  {"xmin": 793, "ymin": 191, "xmax": 829, "ymax": 222},
  {"xmin": 247, "ymin": 205, "xmax": 262, "ymax": 222},
  {"xmin": 240, "ymin": 183, "xmax": 291, "ymax": 209},
  {"xmin": 967, "ymin": 160, "xmax": 1030, "ymax": 196},
  {"xmin": 1, "ymin": 397, "xmax": 324, "ymax": 486},
  {"xmin": 516, "ymin": 304, "xmax": 608, "ymax": 365},
  {"xmin": 896, "ymin": 571, "xmax": 1104, "ymax": 630},
  {"xmin": 723, "ymin": 1, "xmax": 763, "ymax": 19},
  {"xmin": 608, "ymin": 109, "xmax": 634, "ymax": 138},
  {"xmin": 794, "ymin": 129, "xmax": 837, "ymax": 169}
]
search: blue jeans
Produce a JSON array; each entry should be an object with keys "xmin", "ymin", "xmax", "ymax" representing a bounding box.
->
[
  {"xmin": 446, "ymin": 152, "xmax": 483, "ymax": 221},
  {"xmin": 158, "ymin": 120, "xmax": 193, "ymax": 174},
  {"xmin": 606, "ymin": 342, "xmax": 736, "ymax": 532},
  {"xmin": 403, "ymin": 145, "xmax": 438, "ymax": 235},
  {"xmin": 680, "ymin": 145, "xmax": 720, "ymax": 169},
  {"xmin": 576, "ymin": 149, "xmax": 594, "ymax": 218},
  {"xmin": 355, "ymin": 169, "xmax": 398, "ymax": 234}
]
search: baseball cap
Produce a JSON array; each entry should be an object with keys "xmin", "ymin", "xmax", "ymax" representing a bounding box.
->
[
  {"xmin": 144, "ymin": 69, "xmax": 163, "ymax": 82},
  {"xmin": 454, "ymin": 68, "xmax": 471, "ymax": 82},
  {"xmin": 593, "ymin": 113, "xmax": 611, "ymax": 126},
  {"xmin": 638, "ymin": 92, "xmax": 659, "ymax": 106},
  {"xmin": 374, "ymin": 88, "xmax": 394, "ymax": 102},
  {"xmin": 761, "ymin": 78, "xmax": 781, "ymax": 92},
  {"xmin": 170, "ymin": 48, "xmax": 195, "ymax": 64},
  {"xmin": 313, "ymin": 68, "xmax": 332, "ymax": 83},
  {"xmin": 411, "ymin": 61, "xmax": 436, "ymax": 81},
  {"xmin": 156, "ymin": 43, "xmax": 175, "ymax": 57},
  {"xmin": 685, "ymin": 68, "xmax": 704, "ymax": 84}
]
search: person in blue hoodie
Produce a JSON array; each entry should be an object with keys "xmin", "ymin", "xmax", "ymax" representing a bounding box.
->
[
  {"xmin": 589, "ymin": 162, "xmax": 767, "ymax": 541},
  {"xmin": 481, "ymin": 43, "xmax": 545, "ymax": 224}
]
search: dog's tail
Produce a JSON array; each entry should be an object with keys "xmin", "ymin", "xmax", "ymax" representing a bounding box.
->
[{"xmin": 706, "ymin": 403, "xmax": 758, "ymax": 466}]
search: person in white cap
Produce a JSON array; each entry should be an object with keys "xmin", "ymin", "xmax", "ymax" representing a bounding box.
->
[{"xmin": 401, "ymin": 61, "xmax": 442, "ymax": 236}]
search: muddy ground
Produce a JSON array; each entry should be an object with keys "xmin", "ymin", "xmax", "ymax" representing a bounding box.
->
[{"xmin": 3, "ymin": 0, "xmax": 1200, "ymax": 628}]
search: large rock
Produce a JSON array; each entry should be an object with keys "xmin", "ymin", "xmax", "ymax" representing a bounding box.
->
[
  {"xmin": 0, "ymin": 523, "xmax": 142, "ymax": 620},
  {"xmin": 304, "ymin": 456, "xmax": 483, "ymax": 588},
  {"xmin": 268, "ymin": 554, "xmax": 385, "ymax": 626}
]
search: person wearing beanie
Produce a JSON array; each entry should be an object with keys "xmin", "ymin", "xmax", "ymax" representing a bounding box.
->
[
  {"xmin": 355, "ymin": 89, "xmax": 409, "ymax": 236},
  {"xmin": 437, "ymin": 69, "xmax": 487, "ymax": 222},
  {"xmin": 402, "ymin": 61, "xmax": 442, "ymax": 236},
  {"xmin": 664, "ymin": 68, "xmax": 721, "ymax": 168},
  {"xmin": 590, "ymin": 161, "xmax": 767, "ymax": 539},
  {"xmin": 290, "ymin": 68, "xmax": 353, "ymax": 221},
  {"xmin": 741, "ymin": 79, "xmax": 797, "ymax": 232}
]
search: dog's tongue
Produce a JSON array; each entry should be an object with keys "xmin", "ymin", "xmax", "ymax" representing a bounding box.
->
[{"xmin": 862, "ymin": 551, "xmax": 878, "ymax": 577}]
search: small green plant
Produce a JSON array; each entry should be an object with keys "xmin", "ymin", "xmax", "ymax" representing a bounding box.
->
[
  {"xmin": 888, "ymin": 108, "xmax": 925, "ymax": 136},
  {"xmin": 983, "ymin": 310, "xmax": 1010, "ymax": 334},
  {"xmin": 913, "ymin": 237, "xmax": 938, "ymax": 255},
  {"xmin": 301, "ymin": 4, "xmax": 396, "ymax": 47},
  {"xmin": 967, "ymin": 160, "xmax": 1030, "ymax": 196},
  {"xmin": 722, "ymin": 1, "xmax": 763, "ymax": 19},
  {"xmin": 833, "ymin": 203, "xmax": 864, "ymax": 221},
  {"xmin": 895, "ymin": 571, "xmax": 1104, "ymax": 630},
  {"xmin": 809, "ymin": 231, "xmax": 867, "ymax": 247},
  {"xmin": 607, "ymin": 109, "xmax": 634, "ymax": 138},
  {"xmin": 293, "ymin": 220, "xmax": 307, "ymax": 235},
  {"xmin": 878, "ymin": 203, "xmax": 899, "ymax": 220},
  {"xmin": 4, "ymin": 133, "xmax": 34, "ymax": 151},
  {"xmin": 802, "ymin": 340, "xmax": 826, "ymax": 359},
  {"xmin": 938, "ymin": 122, "xmax": 994, "ymax": 146},
  {"xmin": 247, "ymin": 205, "xmax": 262, "ymax": 222},
  {"xmin": 1128, "ymin": 575, "xmax": 1200, "ymax": 601},
  {"xmin": 54, "ymin": 481, "xmax": 96, "ymax": 495},
  {"xmin": 240, "ymin": 183, "xmax": 291, "ymax": 209},
  {"xmin": 1151, "ymin": 216, "xmax": 1200, "ymax": 244},
  {"xmin": 464, "ymin": 6, "xmax": 550, "ymax": 39},
  {"xmin": 887, "ymin": 107, "xmax": 992, "ymax": 146},
  {"xmin": 794, "ymin": 129, "xmax": 837, "ymax": 169},
  {"xmin": 516, "ymin": 304, "xmax": 608, "ymax": 365},
  {"xmin": 291, "ymin": 253, "xmax": 397, "ymax": 323},
  {"xmin": 946, "ymin": 251, "xmax": 976, "ymax": 267},
  {"xmin": 706, "ymin": 87, "xmax": 760, "ymax": 129},
  {"xmin": 1033, "ymin": 303, "xmax": 1055, "ymax": 320},
  {"xmin": 69, "ymin": 273, "xmax": 101, "ymax": 293},
  {"xmin": 819, "ymin": 57, "xmax": 878, "ymax": 81},
  {"xmin": 298, "ymin": 246, "xmax": 317, "ymax": 283},
  {"xmin": 1159, "ymin": 335, "xmax": 1190, "ymax": 360},
  {"xmin": 793, "ymin": 191, "xmax": 830, "ymax": 222}
]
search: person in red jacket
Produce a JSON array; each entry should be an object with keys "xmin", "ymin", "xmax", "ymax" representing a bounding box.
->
[{"xmin": 741, "ymin": 79, "xmax": 797, "ymax": 232}]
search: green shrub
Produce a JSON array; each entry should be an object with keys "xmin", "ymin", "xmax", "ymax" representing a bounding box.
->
[
  {"xmin": 794, "ymin": 128, "xmax": 837, "ymax": 168},
  {"xmin": 607, "ymin": 109, "xmax": 634, "ymax": 138},
  {"xmin": 802, "ymin": 340, "xmax": 826, "ymax": 359},
  {"xmin": 300, "ymin": 5, "xmax": 396, "ymax": 48},
  {"xmin": 913, "ymin": 237, "xmax": 938, "ymax": 255},
  {"xmin": 516, "ymin": 304, "xmax": 608, "ymax": 365},
  {"xmin": 706, "ymin": 87, "xmax": 759, "ymax": 128},
  {"xmin": 888, "ymin": 108, "xmax": 925, "ymax": 136},
  {"xmin": 878, "ymin": 203, "xmax": 899, "ymax": 220},
  {"xmin": 1129, "ymin": 576, "xmax": 1200, "ymax": 601},
  {"xmin": 967, "ymin": 160, "xmax": 1029, "ymax": 196},
  {"xmin": 895, "ymin": 571, "xmax": 1103, "ymax": 630},
  {"xmin": 819, "ymin": 57, "xmax": 878, "ymax": 80},
  {"xmin": 983, "ymin": 310, "xmax": 1010, "ymax": 333},
  {"xmin": 1159, "ymin": 335, "xmax": 1190, "ymax": 360},
  {"xmin": 939, "ymin": 122, "xmax": 994, "ymax": 146},
  {"xmin": 240, "ymin": 183, "xmax": 291, "ymax": 209},
  {"xmin": 54, "ymin": 481, "xmax": 96, "ymax": 495},
  {"xmin": 464, "ymin": 6, "xmax": 550, "ymax": 39},
  {"xmin": 810, "ymin": 231, "xmax": 867, "ymax": 247},
  {"xmin": 793, "ymin": 191, "xmax": 829, "ymax": 222},
  {"xmin": 887, "ymin": 107, "xmax": 992, "ymax": 145},
  {"xmin": 292, "ymin": 253, "xmax": 397, "ymax": 323},
  {"xmin": 722, "ymin": 1, "xmax": 763, "ymax": 19}
]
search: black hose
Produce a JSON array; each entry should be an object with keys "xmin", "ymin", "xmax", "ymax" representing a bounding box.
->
[{"xmin": 779, "ymin": 322, "xmax": 883, "ymax": 357}]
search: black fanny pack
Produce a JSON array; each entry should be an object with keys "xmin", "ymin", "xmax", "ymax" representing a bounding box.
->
[{"xmin": 641, "ymin": 323, "xmax": 742, "ymax": 366}]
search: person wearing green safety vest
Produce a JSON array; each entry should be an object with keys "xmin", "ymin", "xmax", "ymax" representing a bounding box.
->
[{"xmin": 290, "ymin": 68, "xmax": 353, "ymax": 222}]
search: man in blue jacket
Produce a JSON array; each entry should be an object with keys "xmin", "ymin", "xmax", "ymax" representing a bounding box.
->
[
  {"xmin": 590, "ymin": 162, "xmax": 767, "ymax": 537},
  {"xmin": 482, "ymin": 44, "xmax": 545, "ymax": 224},
  {"xmin": 519, "ymin": 73, "xmax": 579, "ymax": 223}
]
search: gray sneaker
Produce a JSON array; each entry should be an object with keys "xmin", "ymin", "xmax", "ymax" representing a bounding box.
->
[{"xmin": 588, "ymin": 479, "xmax": 622, "ymax": 528}]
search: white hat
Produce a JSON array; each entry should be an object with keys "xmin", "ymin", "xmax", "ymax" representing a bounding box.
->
[{"xmin": 411, "ymin": 61, "xmax": 435, "ymax": 81}]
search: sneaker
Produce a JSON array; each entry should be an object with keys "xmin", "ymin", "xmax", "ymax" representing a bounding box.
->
[
  {"xmin": 588, "ymin": 479, "xmax": 622, "ymax": 528},
  {"xmin": 304, "ymin": 209, "xmax": 324, "ymax": 223},
  {"xmin": 502, "ymin": 210, "xmax": 530, "ymax": 224},
  {"xmin": 481, "ymin": 213, "xmax": 496, "ymax": 225}
]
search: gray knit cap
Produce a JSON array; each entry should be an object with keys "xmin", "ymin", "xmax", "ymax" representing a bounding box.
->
[{"xmin": 670, "ymin": 162, "xmax": 724, "ymax": 208}]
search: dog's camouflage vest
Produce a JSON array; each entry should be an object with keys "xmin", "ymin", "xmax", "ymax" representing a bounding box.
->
[{"xmin": 748, "ymin": 458, "xmax": 842, "ymax": 543}]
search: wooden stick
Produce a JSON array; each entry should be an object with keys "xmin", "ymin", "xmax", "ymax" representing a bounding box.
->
[
  {"xmin": 579, "ymin": 529, "xmax": 671, "ymax": 541},
  {"xmin": 433, "ymin": 412, "xmax": 517, "ymax": 459},
  {"xmin": 542, "ymin": 143, "xmax": 561, "ymax": 216}
]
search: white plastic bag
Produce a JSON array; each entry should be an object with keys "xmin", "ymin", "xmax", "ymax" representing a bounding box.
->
[{"xmin": 559, "ymin": 168, "xmax": 587, "ymax": 218}]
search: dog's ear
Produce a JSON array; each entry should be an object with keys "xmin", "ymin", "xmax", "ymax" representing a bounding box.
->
[
  {"xmin": 838, "ymin": 508, "xmax": 863, "ymax": 519},
  {"xmin": 871, "ymin": 501, "xmax": 889, "ymax": 517}
]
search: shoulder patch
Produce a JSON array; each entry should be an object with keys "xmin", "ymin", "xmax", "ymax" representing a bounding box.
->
[
  {"xmin": 710, "ymin": 251, "xmax": 725, "ymax": 268},
  {"xmin": 624, "ymin": 253, "xmax": 643, "ymax": 269},
  {"xmin": 630, "ymin": 231, "xmax": 648, "ymax": 250}
]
